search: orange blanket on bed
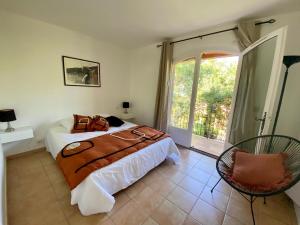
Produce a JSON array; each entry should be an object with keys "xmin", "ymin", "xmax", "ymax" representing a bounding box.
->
[{"xmin": 56, "ymin": 125, "xmax": 168, "ymax": 189}]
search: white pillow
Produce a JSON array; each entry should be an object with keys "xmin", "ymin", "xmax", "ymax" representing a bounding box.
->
[
  {"xmin": 97, "ymin": 113, "xmax": 110, "ymax": 118},
  {"xmin": 59, "ymin": 118, "xmax": 74, "ymax": 131}
]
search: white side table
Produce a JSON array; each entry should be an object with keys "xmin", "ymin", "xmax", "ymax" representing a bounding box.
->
[
  {"xmin": 0, "ymin": 126, "xmax": 34, "ymax": 144},
  {"xmin": 118, "ymin": 113, "xmax": 135, "ymax": 123}
]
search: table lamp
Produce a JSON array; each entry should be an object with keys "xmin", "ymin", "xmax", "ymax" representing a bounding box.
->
[
  {"xmin": 122, "ymin": 102, "xmax": 130, "ymax": 114},
  {"xmin": 0, "ymin": 109, "xmax": 16, "ymax": 132}
]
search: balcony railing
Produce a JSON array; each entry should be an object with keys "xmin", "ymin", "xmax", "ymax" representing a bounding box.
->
[{"xmin": 170, "ymin": 102, "xmax": 230, "ymax": 141}]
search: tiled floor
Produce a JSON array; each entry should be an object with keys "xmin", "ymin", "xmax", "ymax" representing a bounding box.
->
[{"xmin": 7, "ymin": 146, "xmax": 298, "ymax": 225}]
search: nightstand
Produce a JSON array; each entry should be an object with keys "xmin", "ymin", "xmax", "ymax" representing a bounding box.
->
[
  {"xmin": 0, "ymin": 126, "xmax": 34, "ymax": 144},
  {"xmin": 119, "ymin": 113, "xmax": 135, "ymax": 123}
]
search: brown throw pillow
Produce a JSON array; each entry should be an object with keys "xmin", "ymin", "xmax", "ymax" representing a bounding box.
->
[
  {"xmin": 90, "ymin": 115, "xmax": 109, "ymax": 132},
  {"xmin": 71, "ymin": 114, "xmax": 93, "ymax": 133},
  {"xmin": 231, "ymin": 151, "xmax": 291, "ymax": 192}
]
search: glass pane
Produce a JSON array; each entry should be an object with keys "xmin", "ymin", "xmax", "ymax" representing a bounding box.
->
[
  {"xmin": 170, "ymin": 58, "xmax": 195, "ymax": 129},
  {"xmin": 230, "ymin": 37, "xmax": 277, "ymax": 142},
  {"xmin": 193, "ymin": 56, "xmax": 238, "ymax": 141}
]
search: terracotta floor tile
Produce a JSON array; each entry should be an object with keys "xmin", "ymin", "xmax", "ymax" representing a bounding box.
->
[
  {"xmin": 226, "ymin": 196, "xmax": 258, "ymax": 225},
  {"xmin": 35, "ymin": 149, "xmax": 55, "ymax": 165},
  {"xmin": 58, "ymin": 194, "xmax": 79, "ymax": 218},
  {"xmin": 206, "ymin": 176, "xmax": 232, "ymax": 195},
  {"xmin": 187, "ymin": 168, "xmax": 211, "ymax": 184},
  {"xmin": 142, "ymin": 217, "xmax": 159, "ymax": 225},
  {"xmin": 108, "ymin": 191, "xmax": 130, "ymax": 216},
  {"xmin": 178, "ymin": 176, "xmax": 205, "ymax": 197},
  {"xmin": 257, "ymin": 211, "xmax": 289, "ymax": 225},
  {"xmin": 68, "ymin": 210, "xmax": 109, "ymax": 225},
  {"xmin": 183, "ymin": 215, "xmax": 203, "ymax": 225},
  {"xmin": 180, "ymin": 157, "xmax": 200, "ymax": 167},
  {"xmin": 201, "ymin": 155, "xmax": 217, "ymax": 165},
  {"xmin": 194, "ymin": 160, "xmax": 216, "ymax": 174},
  {"xmin": 222, "ymin": 215, "xmax": 245, "ymax": 225},
  {"xmin": 167, "ymin": 186, "xmax": 197, "ymax": 213},
  {"xmin": 101, "ymin": 219, "xmax": 116, "ymax": 225},
  {"xmin": 111, "ymin": 200, "xmax": 148, "ymax": 225},
  {"xmin": 160, "ymin": 167, "xmax": 186, "ymax": 184},
  {"xmin": 124, "ymin": 179, "xmax": 147, "ymax": 199},
  {"xmin": 147, "ymin": 176, "xmax": 176, "ymax": 197},
  {"xmin": 51, "ymin": 178, "xmax": 70, "ymax": 200},
  {"xmin": 151, "ymin": 199, "xmax": 187, "ymax": 225},
  {"xmin": 133, "ymin": 186, "xmax": 164, "ymax": 215},
  {"xmin": 259, "ymin": 198, "xmax": 294, "ymax": 225},
  {"xmin": 44, "ymin": 162, "xmax": 66, "ymax": 183},
  {"xmin": 190, "ymin": 198, "xmax": 224, "ymax": 225},
  {"xmin": 176, "ymin": 162, "xmax": 195, "ymax": 174},
  {"xmin": 200, "ymin": 186, "xmax": 229, "ymax": 212}
]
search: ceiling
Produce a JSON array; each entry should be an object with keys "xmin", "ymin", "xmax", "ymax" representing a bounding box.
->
[{"xmin": 1, "ymin": 0, "xmax": 299, "ymax": 48}]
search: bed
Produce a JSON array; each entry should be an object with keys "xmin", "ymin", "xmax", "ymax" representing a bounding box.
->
[{"xmin": 45, "ymin": 117, "xmax": 180, "ymax": 215}]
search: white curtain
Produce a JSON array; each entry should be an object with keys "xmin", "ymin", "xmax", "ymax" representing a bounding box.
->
[
  {"xmin": 154, "ymin": 40, "xmax": 173, "ymax": 131},
  {"xmin": 228, "ymin": 21, "xmax": 261, "ymax": 144}
]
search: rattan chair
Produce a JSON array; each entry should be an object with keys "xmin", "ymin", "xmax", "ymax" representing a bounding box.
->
[{"xmin": 211, "ymin": 135, "xmax": 300, "ymax": 225}]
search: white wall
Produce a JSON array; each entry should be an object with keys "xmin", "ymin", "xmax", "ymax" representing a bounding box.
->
[
  {"xmin": 0, "ymin": 10, "xmax": 130, "ymax": 155},
  {"xmin": 259, "ymin": 11, "xmax": 300, "ymax": 138},
  {"xmin": 129, "ymin": 10, "xmax": 300, "ymax": 140},
  {"xmin": 129, "ymin": 44, "xmax": 161, "ymax": 126}
]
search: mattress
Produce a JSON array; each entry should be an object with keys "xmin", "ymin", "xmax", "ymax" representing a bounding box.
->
[{"xmin": 45, "ymin": 121, "xmax": 180, "ymax": 215}]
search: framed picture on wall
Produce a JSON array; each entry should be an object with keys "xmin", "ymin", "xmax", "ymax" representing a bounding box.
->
[{"xmin": 62, "ymin": 56, "xmax": 101, "ymax": 87}]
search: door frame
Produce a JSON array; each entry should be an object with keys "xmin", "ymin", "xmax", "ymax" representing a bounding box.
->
[
  {"xmin": 167, "ymin": 54, "xmax": 201, "ymax": 147},
  {"xmin": 225, "ymin": 26, "xmax": 288, "ymax": 144},
  {"xmin": 168, "ymin": 49, "xmax": 239, "ymax": 147}
]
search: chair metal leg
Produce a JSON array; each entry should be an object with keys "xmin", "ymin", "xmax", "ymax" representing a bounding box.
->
[
  {"xmin": 250, "ymin": 196, "xmax": 256, "ymax": 225},
  {"xmin": 210, "ymin": 178, "xmax": 221, "ymax": 193},
  {"xmin": 264, "ymin": 197, "xmax": 266, "ymax": 204}
]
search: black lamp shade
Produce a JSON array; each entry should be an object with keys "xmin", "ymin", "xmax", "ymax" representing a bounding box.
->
[
  {"xmin": 122, "ymin": 102, "xmax": 129, "ymax": 109},
  {"xmin": 0, "ymin": 109, "xmax": 16, "ymax": 122},
  {"xmin": 283, "ymin": 55, "xmax": 300, "ymax": 68}
]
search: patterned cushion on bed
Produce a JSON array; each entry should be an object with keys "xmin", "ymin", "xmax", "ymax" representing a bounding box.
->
[
  {"xmin": 71, "ymin": 114, "xmax": 93, "ymax": 133},
  {"xmin": 90, "ymin": 115, "xmax": 109, "ymax": 131}
]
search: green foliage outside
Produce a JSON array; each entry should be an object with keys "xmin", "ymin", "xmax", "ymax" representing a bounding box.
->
[{"xmin": 171, "ymin": 56, "xmax": 238, "ymax": 140}]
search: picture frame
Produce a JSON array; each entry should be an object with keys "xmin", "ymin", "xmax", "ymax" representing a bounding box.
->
[{"xmin": 62, "ymin": 56, "xmax": 101, "ymax": 87}]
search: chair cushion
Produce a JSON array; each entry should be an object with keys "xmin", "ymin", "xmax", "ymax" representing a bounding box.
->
[{"xmin": 231, "ymin": 150, "xmax": 291, "ymax": 192}]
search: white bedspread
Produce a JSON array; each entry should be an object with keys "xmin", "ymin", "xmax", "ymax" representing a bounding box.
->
[{"xmin": 45, "ymin": 121, "xmax": 180, "ymax": 215}]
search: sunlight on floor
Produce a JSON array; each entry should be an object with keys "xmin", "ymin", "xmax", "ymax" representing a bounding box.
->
[{"xmin": 191, "ymin": 134, "xmax": 225, "ymax": 156}]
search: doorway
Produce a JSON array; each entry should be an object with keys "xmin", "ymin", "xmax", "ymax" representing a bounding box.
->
[
  {"xmin": 168, "ymin": 27, "xmax": 287, "ymax": 157},
  {"xmin": 191, "ymin": 53, "xmax": 239, "ymax": 156},
  {"xmin": 168, "ymin": 52, "xmax": 239, "ymax": 155}
]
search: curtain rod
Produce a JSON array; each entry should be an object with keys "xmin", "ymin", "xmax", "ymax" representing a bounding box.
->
[{"xmin": 156, "ymin": 19, "xmax": 276, "ymax": 48}]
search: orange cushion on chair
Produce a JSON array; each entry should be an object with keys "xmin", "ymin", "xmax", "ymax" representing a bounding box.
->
[{"xmin": 231, "ymin": 151, "xmax": 290, "ymax": 192}]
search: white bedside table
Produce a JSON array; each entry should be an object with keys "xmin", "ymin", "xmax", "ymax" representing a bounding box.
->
[
  {"xmin": 0, "ymin": 126, "xmax": 34, "ymax": 144},
  {"xmin": 118, "ymin": 113, "xmax": 135, "ymax": 123}
]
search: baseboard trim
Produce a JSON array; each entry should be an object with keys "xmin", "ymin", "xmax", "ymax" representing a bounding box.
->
[
  {"xmin": 189, "ymin": 147, "xmax": 218, "ymax": 159},
  {"xmin": 176, "ymin": 143, "xmax": 218, "ymax": 159},
  {"xmin": 6, "ymin": 147, "xmax": 46, "ymax": 160}
]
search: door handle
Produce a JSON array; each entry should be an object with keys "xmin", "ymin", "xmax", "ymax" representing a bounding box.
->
[{"xmin": 255, "ymin": 112, "xmax": 267, "ymax": 135}]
